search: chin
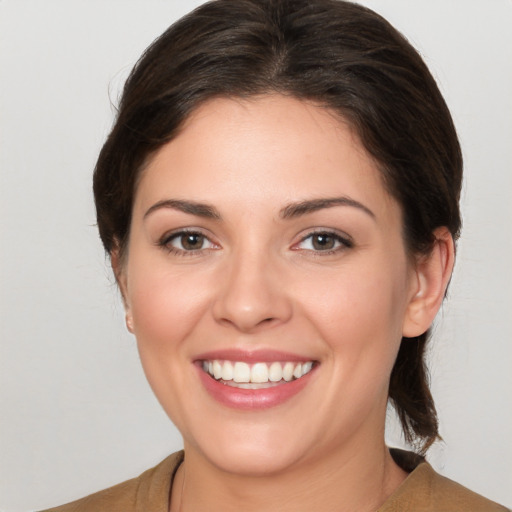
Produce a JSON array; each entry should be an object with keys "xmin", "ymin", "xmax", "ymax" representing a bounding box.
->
[
  {"xmin": 186, "ymin": 421, "xmax": 313, "ymax": 477},
  {"xmin": 204, "ymin": 444, "xmax": 303, "ymax": 477}
]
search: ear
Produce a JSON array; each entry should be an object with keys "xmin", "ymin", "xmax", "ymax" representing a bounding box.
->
[
  {"xmin": 402, "ymin": 227, "xmax": 455, "ymax": 338},
  {"xmin": 111, "ymin": 246, "xmax": 134, "ymax": 334}
]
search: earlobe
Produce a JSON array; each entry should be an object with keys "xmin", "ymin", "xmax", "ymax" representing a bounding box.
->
[
  {"xmin": 125, "ymin": 313, "xmax": 134, "ymax": 333},
  {"xmin": 111, "ymin": 246, "xmax": 133, "ymax": 332},
  {"xmin": 402, "ymin": 227, "xmax": 455, "ymax": 338}
]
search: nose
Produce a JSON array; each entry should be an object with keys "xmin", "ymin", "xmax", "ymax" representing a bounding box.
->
[{"xmin": 212, "ymin": 248, "xmax": 293, "ymax": 333}]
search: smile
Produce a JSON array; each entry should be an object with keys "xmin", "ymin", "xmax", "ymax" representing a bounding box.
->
[{"xmin": 201, "ymin": 360, "xmax": 315, "ymax": 389}]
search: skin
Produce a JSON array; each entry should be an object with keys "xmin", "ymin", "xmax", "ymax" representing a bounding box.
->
[{"xmin": 115, "ymin": 95, "xmax": 454, "ymax": 512}]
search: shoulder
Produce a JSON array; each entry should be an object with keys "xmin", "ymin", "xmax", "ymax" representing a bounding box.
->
[
  {"xmin": 420, "ymin": 464, "xmax": 509, "ymax": 511},
  {"xmin": 428, "ymin": 466, "xmax": 508, "ymax": 511},
  {"xmin": 39, "ymin": 451, "xmax": 183, "ymax": 512},
  {"xmin": 380, "ymin": 458, "xmax": 509, "ymax": 512}
]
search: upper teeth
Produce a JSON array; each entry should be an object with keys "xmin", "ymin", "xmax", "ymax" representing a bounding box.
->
[{"xmin": 202, "ymin": 360, "xmax": 314, "ymax": 383}]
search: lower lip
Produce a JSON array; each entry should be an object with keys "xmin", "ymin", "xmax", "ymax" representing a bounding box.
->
[{"xmin": 196, "ymin": 365, "xmax": 315, "ymax": 410}]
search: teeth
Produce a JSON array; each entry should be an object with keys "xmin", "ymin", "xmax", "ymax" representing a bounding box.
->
[
  {"xmin": 213, "ymin": 360, "xmax": 223, "ymax": 380},
  {"xmin": 251, "ymin": 363, "xmax": 269, "ymax": 383},
  {"xmin": 302, "ymin": 361, "xmax": 313, "ymax": 375},
  {"xmin": 202, "ymin": 359, "xmax": 315, "ymax": 384},
  {"xmin": 268, "ymin": 362, "xmax": 282, "ymax": 382},
  {"xmin": 221, "ymin": 360, "xmax": 233, "ymax": 380},
  {"xmin": 233, "ymin": 362, "xmax": 250, "ymax": 383},
  {"xmin": 225, "ymin": 381, "xmax": 281, "ymax": 389},
  {"xmin": 282, "ymin": 362, "xmax": 294, "ymax": 381}
]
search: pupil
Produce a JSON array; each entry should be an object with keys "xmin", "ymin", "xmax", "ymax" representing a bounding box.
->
[
  {"xmin": 182, "ymin": 234, "xmax": 203, "ymax": 250},
  {"xmin": 313, "ymin": 234, "xmax": 334, "ymax": 250}
]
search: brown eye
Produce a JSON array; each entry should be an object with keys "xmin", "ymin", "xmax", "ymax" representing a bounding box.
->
[
  {"xmin": 311, "ymin": 233, "xmax": 336, "ymax": 250},
  {"xmin": 295, "ymin": 231, "xmax": 353, "ymax": 253},
  {"xmin": 161, "ymin": 231, "xmax": 216, "ymax": 254},
  {"xmin": 180, "ymin": 233, "xmax": 205, "ymax": 250}
]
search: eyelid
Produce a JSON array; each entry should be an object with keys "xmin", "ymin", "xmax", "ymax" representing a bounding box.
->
[
  {"xmin": 158, "ymin": 227, "xmax": 220, "ymax": 254},
  {"xmin": 291, "ymin": 228, "xmax": 353, "ymax": 252}
]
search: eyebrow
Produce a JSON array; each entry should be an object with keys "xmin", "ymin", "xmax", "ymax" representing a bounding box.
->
[
  {"xmin": 143, "ymin": 196, "xmax": 375, "ymax": 221},
  {"xmin": 280, "ymin": 197, "xmax": 375, "ymax": 220},
  {"xmin": 144, "ymin": 199, "xmax": 221, "ymax": 220}
]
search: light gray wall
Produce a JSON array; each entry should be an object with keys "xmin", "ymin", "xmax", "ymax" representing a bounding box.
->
[{"xmin": 1, "ymin": 1, "xmax": 510, "ymax": 510}]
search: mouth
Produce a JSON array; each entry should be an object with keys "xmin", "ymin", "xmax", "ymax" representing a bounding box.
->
[
  {"xmin": 201, "ymin": 359, "xmax": 315, "ymax": 389},
  {"xmin": 195, "ymin": 349, "xmax": 319, "ymax": 409}
]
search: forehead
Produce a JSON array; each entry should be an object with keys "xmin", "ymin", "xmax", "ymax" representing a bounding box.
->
[{"xmin": 134, "ymin": 94, "xmax": 398, "ymax": 221}]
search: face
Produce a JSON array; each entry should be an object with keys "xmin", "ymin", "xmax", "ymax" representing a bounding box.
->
[{"xmin": 120, "ymin": 95, "xmax": 419, "ymax": 476}]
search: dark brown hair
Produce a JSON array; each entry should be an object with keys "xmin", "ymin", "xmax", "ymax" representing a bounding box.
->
[{"xmin": 94, "ymin": 0, "xmax": 462, "ymax": 453}]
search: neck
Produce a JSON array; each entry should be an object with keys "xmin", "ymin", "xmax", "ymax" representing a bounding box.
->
[{"xmin": 170, "ymin": 438, "xmax": 407, "ymax": 512}]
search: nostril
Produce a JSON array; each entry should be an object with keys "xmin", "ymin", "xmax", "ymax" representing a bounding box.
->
[{"xmin": 212, "ymin": 272, "xmax": 293, "ymax": 331}]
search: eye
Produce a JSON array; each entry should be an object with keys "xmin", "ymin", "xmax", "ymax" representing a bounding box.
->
[
  {"xmin": 294, "ymin": 231, "xmax": 352, "ymax": 253},
  {"xmin": 160, "ymin": 230, "xmax": 217, "ymax": 254}
]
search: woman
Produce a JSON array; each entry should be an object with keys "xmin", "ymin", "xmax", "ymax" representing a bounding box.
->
[{"xmin": 41, "ymin": 0, "xmax": 508, "ymax": 510}]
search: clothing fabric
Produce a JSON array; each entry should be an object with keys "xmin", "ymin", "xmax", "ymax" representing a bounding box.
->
[{"xmin": 41, "ymin": 450, "xmax": 509, "ymax": 511}]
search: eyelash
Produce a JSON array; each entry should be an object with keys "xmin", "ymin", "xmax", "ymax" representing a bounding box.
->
[
  {"xmin": 293, "ymin": 230, "xmax": 353, "ymax": 255},
  {"xmin": 157, "ymin": 229, "xmax": 353, "ymax": 257},
  {"xmin": 158, "ymin": 229, "xmax": 217, "ymax": 256}
]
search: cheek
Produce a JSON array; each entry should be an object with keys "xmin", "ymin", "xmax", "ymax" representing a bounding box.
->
[
  {"xmin": 298, "ymin": 262, "xmax": 408, "ymax": 367},
  {"xmin": 127, "ymin": 260, "xmax": 212, "ymax": 354},
  {"xmin": 124, "ymin": 261, "xmax": 214, "ymax": 429}
]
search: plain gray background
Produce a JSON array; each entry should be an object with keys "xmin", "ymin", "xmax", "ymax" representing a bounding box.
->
[{"xmin": 1, "ymin": 1, "xmax": 511, "ymax": 510}]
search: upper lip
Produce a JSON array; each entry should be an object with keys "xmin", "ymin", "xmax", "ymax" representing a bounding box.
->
[{"xmin": 194, "ymin": 348, "xmax": 316, "ymax": 363}]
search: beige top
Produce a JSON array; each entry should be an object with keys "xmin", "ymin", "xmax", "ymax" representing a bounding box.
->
[{"xmin": 42, "ymin": 450, "xmax": 509, "ymax": 511}]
